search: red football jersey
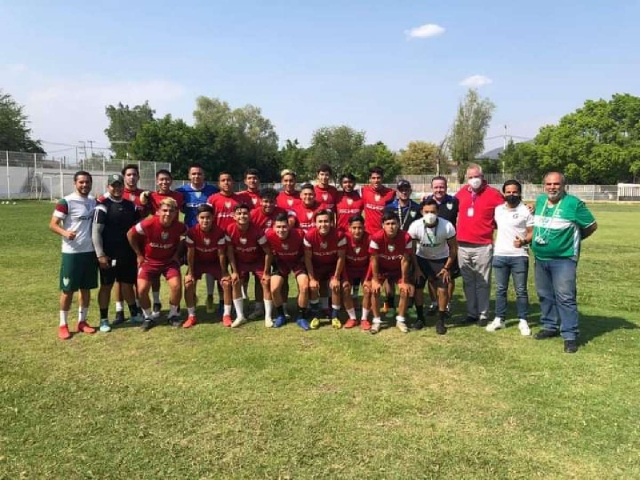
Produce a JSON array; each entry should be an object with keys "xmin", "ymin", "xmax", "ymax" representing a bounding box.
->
[
  {"xmin": 185, "ymin": 223, "xmax": 227, "ymax": 263},
  {"xmin": 148, "ymin": 190, "xmax": 185, "ymax": 215},
  {"xmin": 290, "ymin": 202, "xmax": 322, "ymax": 233},
  {"xmin": 133, "ymin": 216, "xmax": 186, "ymax": 264},
  {"xmin": 207, "ymin": 192, "xmax": 252, "ymax": 231},
  {"xmin": 265, "ymin": 228, "xmax": 305, "ymax": 271},
  {"xmin": 303, "ymin": 227, "xmax": 346, "ymax": 268},
  {"xmin": 368, "ymin": 229, "xmax": 412, "ymax": 273},
  {"xmin": 250, "ymin": 206, "xmax": 287, "ymax": 232},
  {"xmin": 242, "ymin": 190, "xmax": 262, "ymax": 208},
  {"xmin": 314, "ymin": 185, "xmax": 339, "ymax": 211},
  {"xmin": 335, "ymin": 191, "xmax": 364, "ymax": 232},
  {"xmin": 361, "ymin": 185, "xmax": 395, "ymax": 235},
  {"xmin": 345, "ymin": 231, "xmax": 370, "ymax": 273},
  {"xmin": 276, "ymin": 190, "xmax": 301, "ymax": 210},
  {"xmin": 225, "ymin": 222, "xmax": 267, "ymax": 266}
]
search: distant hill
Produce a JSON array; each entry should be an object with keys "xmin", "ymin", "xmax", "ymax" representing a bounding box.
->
[{"xmin": 479, "ymin": 140, "xmax": 534, "ymax": 161}]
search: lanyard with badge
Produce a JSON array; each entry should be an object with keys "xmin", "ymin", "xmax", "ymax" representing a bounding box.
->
[
  {"xmin": 535, "ymin": 198, "xmax": 563, "ymax": 245},
  {"xmin": 467, "ymin": 191, "xmax": 477, "ymax": 217},
  {"xmin": 422, "ymin": 221, "xmax": 438, "ymax": 247}
]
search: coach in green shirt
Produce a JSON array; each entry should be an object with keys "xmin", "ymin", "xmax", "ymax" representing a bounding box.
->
[{"xmin": 531, "ymin": 172, "xmax": 598, "ymax": 353}]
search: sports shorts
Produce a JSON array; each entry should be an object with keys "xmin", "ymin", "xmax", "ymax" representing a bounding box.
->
[{"xmin": 59, "ymin": 252, "xmax": 98, "ymax": 291}]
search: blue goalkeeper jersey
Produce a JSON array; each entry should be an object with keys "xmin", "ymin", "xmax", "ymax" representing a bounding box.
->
[{"xmin": 176, "ymin": 183, "xmax": 219, "ymax": 227}]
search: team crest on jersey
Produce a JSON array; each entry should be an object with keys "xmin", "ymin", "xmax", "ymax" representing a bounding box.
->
[
  {"xmin": 204, "ymin": 237, "xmax": 211, "ymax": 245},
  {"xmin": 224, "ymin": 201, "xmax": 231, "ymax": 209},
  {"xmin": 347, "ymin": 198, "xmax": 353, "ymax": 205},
  {"xmin": 161, "ymin": 231, "xmax": 169, "ymax": 240},
  {"xmin": 306, "ymin": 212, "xmax": 313, "ymax": 220},
  {"xmin": 282, "ymin": 243, "xmax": 289, "ymax": 251},
  {"xmin": 322, "ymin": 193, "xmax": 328, "ymax": 201},
  {"xmin": 446, "ymin": 202, "xmax": 453, "ymax": 210},
  {"xmin": 375, "ymin": 194, "xmax": 381, "ymax": 202},
  {"xmin": 287, "ymin": 199, "xmax": 294, "ymax": 206},
  {"xmin": 388, "ymin": 244, "xmax": 396, "ymax": 252},
  {"xmin": 240, "ymin": 237, "xmax": 247, "ymax": 245},
  {"xmin": 195, "ymin": 192, "xmax": 202, "ymax": 198},
  {"xmin": 266, "ymin": 220, "xmax": 273, "ymax": 227},
  {"xmin": 410, "ymin": 211, "xmax": 416, "ymax": 217},
  {"xmin": 320, "ymin": 241, "xmax": 327, "ymax": 249},
  {"xmin": 355, "ymin": 247, "xmax": 361, "ymax": 254},
  {"xmin": 130, "ymin": 194, "xmax": 137, "ymax": 201},
  {"xmin": 252, "ymin": 197, "xmax": 258, "ymax": 205},
  {"xmin": 62, "ymin": 277, "xmax": 70, "ymax": 287}
]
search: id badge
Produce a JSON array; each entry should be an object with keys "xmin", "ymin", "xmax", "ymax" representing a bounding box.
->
[
  {"xmin": 467, "ymin": 207, "xmax": 474, "ymax": 217},
  {"xmin": 534, "ymin": 236, "xmax": 547, "ymax": 245}
]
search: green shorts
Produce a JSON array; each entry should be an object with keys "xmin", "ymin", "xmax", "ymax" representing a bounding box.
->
[{"xmin": 59, "ymin": 252, "xmax": 98, "ymax": 291}]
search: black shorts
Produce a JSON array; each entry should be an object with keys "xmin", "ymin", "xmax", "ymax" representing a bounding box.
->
[
  {"xmin": 99, "ymin": 252, "xmax": 137, "ymax": 286},
  {"xmin": 416, "ymin": 256, "xmax": 448, "ymax": 289}
]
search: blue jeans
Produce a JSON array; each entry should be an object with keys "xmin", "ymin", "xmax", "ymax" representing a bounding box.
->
[
  {"xmin": 534, "ymin": 258, "xmax": 579, "ymax": 341},
  {"xmin": 493, "ymin": 255, "xmax": 529, "ymax": 319}
]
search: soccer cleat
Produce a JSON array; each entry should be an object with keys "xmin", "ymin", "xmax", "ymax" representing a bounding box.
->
[
  {"xmin": 274, "ymin": 315, "xmax": 286, "ymax": 328},
  {"xmin": 396, "ymin": 321, "xmax": 409, "ymax": 334},
  {"xmin": 152, "ymin": 302, "xmax": 162, "ymax": 319},
  {"xmin": 248, "ymin": 305, "xmax": 265, "ymax": 320},
  {"xmin": 129, "ymin": 313, "xmax": 143, "ymax": 324},
  {"xmin": 167, "ymin": 315, "xmax": 182, "ymax": 328},
  {"xmin": 435, "ymin": 319, "xmax": 447, "ymax": 335},
  {"xmin": 58, "ymin": 325, "xmax": 71, "ymax": 340},
  {"xmin": 140, "ymin": 318, "xmax": 155, "ymax": 332},
  {"xmin": 534, "ymin": 329, "xmax": 560, "ymax": 340},
  {"xmin": 231, "ymin": 317, "xmax": 247, "ymax": 328},
  {"xmin": 283, "ymin": 305, "xmax": 291, "ymax": 320},
  {"xmin": 486, "ymin": 318, "xmax": 505, "ymax": 332},
  {"xmin": 564, "ymin": 340, "xmax": 578, "ymax": 353},
  {"xmin": 478, "ymin": 315, "xmax": 488, "ymax": 327},
  {"xmin": 381, "ymin": 302, "xmax": 390, "ymax": 314},
  {"xmin": 113, "ymin": 311, "xmax": 126, "ymax": 326},
  {"xmin": 344, "ymin": 318, "xmax": 358, "ymax": 329},
  {"xmin": 99, "ymin": 319, "xmax": 112, "ymax": 333},
  {"xmin": 296, "ymin": 318, "xmax": 310, "ymax": 331},
  {"xmin": 222, "ymin": 314, "xmax": 233, "ymax": 327},
  {"xmin": 206, "ymin": 296, "xmax": 215, "ymax": 313},
  {"xmin": 310, "ymin": 317, "xmax": 320, "ymax": 330},
  {"xmin": 332, "ymin": 318, "xmax": 342, "ymax": 329},
  {"xmin": 411, "ymin": 320, "xmax": 425, "ymax": 331},
  {"xmin": 183, "ymin": 315, "xmax": 197, "ymax": 329},
  {"xmin": 265, "ymin": 317, "xmax": 274, "ymax": 328},
  {"xmin": 77, "ymin": 321, "xmax": 96, "ymax": 334},
  {"xmin": 360, "ymin": 319, "xmax": 372, "ymax": 331},
  {"xmin": 370, "ymin": 322, "xmax": 382, "ymax": 335},
  {"xmin": 518, "ymin": 319, "xmax": 531, "ymax": 336}
]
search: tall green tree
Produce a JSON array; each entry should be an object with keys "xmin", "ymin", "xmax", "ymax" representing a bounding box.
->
[
  {"xmin": 0, "ymin": 90, "xmax": 44, "ymax": 153},
  {"xmin": 354, "ymin": 141, "xmax": 402, "ymax": 182},
  {"xmin": 104, "ymin": 101, "xmax": 155, "ymax": 158},
  {"xmin": 279, "ymin": 139, "xmax": 310, "ymax": 178},
  {"xmin": 397, "ymin": 141, "xmax": 440, "ymax": 175},
  {"xmin": 307, "ymin": 125, "xmax": 366, "ymax": 182}
]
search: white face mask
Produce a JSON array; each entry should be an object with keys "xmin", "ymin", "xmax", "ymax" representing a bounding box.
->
[
  {"xmin": 468, "ymin": 177, "xmax": 482, "ymax": 190},
  {"xmin": 423, "ymin": 213, "xmax": 437, "ymax": 225}
]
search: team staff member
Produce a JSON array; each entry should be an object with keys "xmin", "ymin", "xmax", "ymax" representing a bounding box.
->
[
  {"xmin": 386, "ymin": 180, "xmax": 421, "ymax": 232},
  {"xmin": 532, "ymin": 172, "xmax": 597, "ymax": 353},
  {"xmin": 92, "ymin": 174, "xmax": 140, "ymax": 333},
  {"xmin": 49, "ymin": 171, "xmax": 98, "ymax": 340},
  {"xmin": 335, "ymin": 173, "xmax": 364, "ymax": 232},
  {"xmin": 127, "ymin": 198, "xmax": 187, "ymax": 331},
  {"xmin": 455, "ymin": 164, "xmax": 503, "ymax": 326}
]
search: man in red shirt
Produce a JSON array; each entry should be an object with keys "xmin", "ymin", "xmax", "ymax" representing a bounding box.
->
[
  {"xmin": 335, "ymin": 173, "xmax": 364, "ymax": 232},
  {"xmin": 314, "ymin": 164, "xmax": 339, "ymax": 212},
  {"xmin": 342, "ymin": 215, "xmax": 372, "ymax": 330},
  {"xmin": 304, "ymin": 210, "xmax": 347, "ymax": 329},
  {"xmin": 276, "ymin": 169, "xmax": 301, "ymax": 210},
  {"xmin": 264, "ymin": 213, "xmax": 311, "ymax": 330},
  {"xmin": 455, "ymin": 163, "xmax": 504, "ymax": 326},
  {"xmin": 225, "ymin": 204, "xmax": 272, "ymax": 328},
  {"xmin": 251, "ymin": 188, "xmax": 286, "ymax": 232},
  {"xmin": 367, "ymin": 211, "xmax": 414, "ymax": 334},
  {"xmin": 127, "ymin": 197, "xmax": 187, "ymax": 331},
  {"xmin": 361, "ymin": 166, "xmax": 395, "ymax": 235},
  {"xmin": 207, "ymin": 172, "xmax": 252, "ymax": 231},
  {"xmin": 242, "ymin": 168, "xmax": 262, "ymax": 208},
  {"xmin": 183, "ymin": 204, "xmax": 231, "ymax": 328},
  {"xmin": 289, "ymin": 183, "xmax": 322, "ymax": 233}
]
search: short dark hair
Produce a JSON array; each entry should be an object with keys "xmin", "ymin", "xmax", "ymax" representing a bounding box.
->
[
  {"xmin": 274, "ymin": 213, "xmax": 289, "ymax": 223},
  {"xmin": 420, "ymin": 198, "xmax": 439, "ymax": 209},
  {"xmin": 121, "ymin": 164, "xmax": 139, "ymax": 176},
  {"xmin": 340, "ymin": 173, "xmax": 356, "ymax": 183},
  {"xmin": 74, "ymin": 170, "xmax": 92, "ymax": 182},
  {"xmin": 431, "ymin": 175, "xmax": 447, "ymax": 186},
  {"xmin": 369, "ymin": 166, "xmax": 384, "ymax": 177},
  {"xmin": 348, "ymin": 214, "xmax": 365, "ymax": 225},
  {"xmin": 219, "ymin": 171, "xmax": 233, "ymax": 180},
  {"xmin": 502, "ymin": 179, "xmax": 522, "ymax": 194},
  {"xmin": 244, "ymin": 168, "xmax": 260, "ymax": 179},
  {"xmin": 300, "ymin": 183, "xmax": 314, "ymax": 192},
  {"xmin": 188, "ymin": 163, "xmax": 205, "ymax": 172},
  {"xmin": 197, "ymin": 203, "xmax": 214, "ymax": 215},
  {"xmin": 381, "ymin": 209, "xmax": 399, "ymax": 223},
  {"xmin": 260, "ymin": 188, "xmax": 278, "ymax": 201},
  {"xmin": 156, "ymin": 169, "xmax": 172, "ymax": 179},
  {"xmin": 234, "ymin": 203, "xmax": 251, "ymax": 212},
  {"xmin": 314, "ymin": 209, "xmax": 332, "ymax": 220},
  {"xmin": 317, "ymin": 164, "xmax": 333, "ymax": 175}
]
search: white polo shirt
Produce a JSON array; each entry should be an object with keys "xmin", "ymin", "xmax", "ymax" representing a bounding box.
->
[{"xmin": 408, "ymin": 217, "xmax": 456, "ymax": 260}]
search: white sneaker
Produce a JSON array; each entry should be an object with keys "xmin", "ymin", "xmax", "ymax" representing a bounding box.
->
[
  {"xmin": 518, "ymin": 319, "xmax": 531, "ymax": 336},
  {"xmin": 264, "ymin": 317, "xmax": 273, "ymax": 328},
  {"xmin": 231, "ymin": 317, "xmax": 247, "ymax": 328},
  {"xmin": 486, "ymin": 317, "xmax": 505, "ymax": 332}
]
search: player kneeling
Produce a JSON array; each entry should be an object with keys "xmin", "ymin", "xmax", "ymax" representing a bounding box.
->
[
  {"xmin": 183, "ymin": 204, "xmax": 232, "ymax": 328},
  {"xmin": 368, "ymin": 211, "xmax": 414, "ymax": 334},
  {"xmin": 342, "ymin": 215, "xmax": 372, "ymax": 330},
  {"xmin": 264, "ymin": 214, "xmax": 311, "ymax": 329}
]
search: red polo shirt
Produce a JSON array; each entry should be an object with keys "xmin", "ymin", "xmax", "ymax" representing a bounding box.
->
[{"xmin": 455, "ymin": 183, "xmax": 503, "ymax": 245}]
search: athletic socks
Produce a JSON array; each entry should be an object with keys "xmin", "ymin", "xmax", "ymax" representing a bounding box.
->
[
  {"xmin": 346, "ymin": 308, "xmax": 356, "ymax": 319},
  {"xmin": 115, "ymin": 301, "xmax": 124, "ymax": 312},
  {"xmin": 152, "ymin": 291, "xmax": 161, "ymax": 304},
  {"xmin": 223, "ymin": 304, "xmax": 232, "ymax": 316},
  {"xmin": 361, "ymin": 308, "xmax": 370, "ymax": 321},
  {"xmin": 233, "ymin": 298, "xmax": 245, "ymax": 320},
  {"xmin": 276, "ymin": 305, "xmax": 285, "ymax": 317},
  {"xmin": 298, "ymin": 307, "xmax": 308, "ymax": 319},
  {"xmin": 415, "ymin": 305, "xmax": 425, "ymax": 320},
  {"xmin": 128, "ymin": 303, "xmax": 138, "ymax": 317},
  {"xmin": 59, "ymin": 310, "xmax": 68, "ymax": 327},
  {"xmin": 264, "ymin": 300, "xmax": 274, "ymax": 320},
  {"xmin": 187, "ymin": 307, "xmax": 196, "ymax": 316},
  {"xmin": 100, "ymin": 308, "xmax": 109, "ymax": 321},
  {"xmin": 169, "ymin": 304, "xmax": 179, "ymax": 316},
  {"xmin": 78, "ymin": 307, "xmax": 88, "ymax": 323},
  {"xmin": 331, "ymin": 304, "xmax": 341, "ymax": 320}
]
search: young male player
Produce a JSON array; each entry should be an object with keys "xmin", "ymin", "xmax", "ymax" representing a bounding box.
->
[
  {"xmin": 361, "ymin": 166, "xmax": 395, "ymax": 235},
  {"xmin": 242, "ymin": 168, "xmax": 262, "ymax": 208},
  {"xmin": 250, "ymin": 188, "xmax": 286, "ymax": 231},
  {"xmin": 304, "ymin": 210, "xmax": 347, "ymax": 329},
  {"xmin": 183, "ymin": 204, "xmax": 231, "ymax": 328},
  {"xmin": 49, "ymin": 171, "xmax": 98, "ymax": 340},
  {"xmin": 127, "ymin": 197, "xmax": 187, "ymax": 331},
  {"xmin": 342, "ymin": 215, "xmax": 372, "ymax": 330},
  {"xmin": 335, "ymin": 173, "xmax": 364, "ymax": 232},
  {"xmin": 264, "ymin": 213, "xmax": 311, "ymax": 329},
  {"xmin": 276, "ymin": 169, "xmax": 301, "ymax": 210},
  {"xmin": 207, "ymin": 172, "xmax": 252, "ymax": 231},
  {"xmin": 289, "ymin": 183, "xmax": 322, "ymax": 233},
  {"xmin": 367, "ymin": 211, "xmax": 414, "ymax": 334},
  {"xmin": 314, "ymin": 164, "xmax": 339, "ymax": 211}
]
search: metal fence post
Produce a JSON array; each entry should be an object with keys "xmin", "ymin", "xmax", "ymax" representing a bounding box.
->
[{"xmin": 5, "ymin": 151, "xmax": 10, "ymax": 200}]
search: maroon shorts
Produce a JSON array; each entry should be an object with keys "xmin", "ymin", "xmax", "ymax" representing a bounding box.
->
[
  {"xmin": 273, "ymin": 260, "xmax": 306, "ymax": 279},
  {"xmin": 364, "ymin": 264, "xmax": 402, "ymax": 285},
  {"xmin": 346, "ymin": 268, "xmax": 367, "ymax": 283},
  {"xmin": 138, "ymin": 260, "xmax": 181, "ymax": 281},
  {"xmin": 192, "ymin": 262, "xmax": 223, "ymax": 281},
  {"xmin": 313, "ymin": 264, "xmax": 339, "ymax": 282},
  {"xmin": 238, "ymin": 261, "xmax": 264, "ymax": 282}
]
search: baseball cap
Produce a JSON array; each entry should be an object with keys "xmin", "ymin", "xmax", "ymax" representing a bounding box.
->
[
  {"xmin": 397, "ymin": 180, "xmax": 412, "ymax": 190},
  {"xmin": 108, "ymin": 173, "xmax": 124, "ymax": 186}
]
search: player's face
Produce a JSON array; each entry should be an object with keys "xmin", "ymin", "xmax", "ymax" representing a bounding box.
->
[
  {"xmin": 108, "ymin": 182, "xmax": 123, "ymax": 199},
  {"xmin": 156, "ymin": 173, "xmax": 172, "ymax": 193},
  {"xmin": 123, "ymin": 168, "xmax": 139, "ymax": 189},
  {"xmin": 197, "ymin": 211, "xmax": 213, "ymax": 231},
  {"xmin": 282, "ymin": 174, "xmax": 296, "ymax": 193},
  {"xmin": 369, "ymin": 173, "xmax": 383, "ymax": 190},
  {"xmin": 74, "ymin": 175, "xmax": 92, "ymax": 196},
  {"xmin": 235, "ymin": 208, "xmax": 250, "ymax": 226},
  {"xmin": 158, "ymin": 204, "xmax": 177, "ymax": 226},
  {"xmin": 504, "ymin": 184, "xmax": 520, "ymax": 197},
  {"xmin": 383, "ymin": 219, "xmax": 399, "ymax": 237},
  {"xmin": 421, "ymin": 204, "xmax": 438, "ymax": 217},
  {"xmin": 274, "ymin": 220, "xmax": 289, "ymax": 239},
  {"xmin": 245, "ymin": 174, "xmax": 260, "ymax": 191},
  {"xmin": 219, "ymin": 174, "xmax": 233, "ymax": 194},
  {"xmin": 301, "ymin": 189, "xmax": 315, "ymax": 206},
  {"xmin": 189, "ymin": 168, "xmax": 205, "ymax": 187},
  {"xmin": 315, "ymin": 214, "xmax": 331, "ymax": 234},
  {"xmin": 398, "ymin": 187, "xmax": 411, "ymax": 201},
  {"xmin": 349, "ymin": 221, "xmax": 364, "ymax": 240},
  {"xmin": 341, "ymin": 177, "xmax": 355, "ymax": 193},
  {"xmin": 261, "ymin": 197, "xmax": 275, "ymax": 214},
  {"xmin": 544, "ymin": 173, "xmax": 564, "ymax": 201},
  {"xmin": 317, "ymin": 171, "xmax": 330, "ymax": 186},
  {"xmin": 431, "ymin": 179, "xmax": 447, "ymax": 199}
]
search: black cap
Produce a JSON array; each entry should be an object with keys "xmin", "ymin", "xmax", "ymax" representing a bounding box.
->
[{"xmin": 397, "ymin": 180, "xmax": 411, "ymax": 190}]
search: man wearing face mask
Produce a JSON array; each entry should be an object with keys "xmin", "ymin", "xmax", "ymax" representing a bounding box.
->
[
  {"xmin": 531, "ymin": 172, "xmax": 597, "ymax": 353},
  {"xmin": 455, "ymin": 164, "xmax": 504, "ymax": 326},
  {"xmin": 485, "ymin": 180, "xmax": 533, "ymax": 336}
]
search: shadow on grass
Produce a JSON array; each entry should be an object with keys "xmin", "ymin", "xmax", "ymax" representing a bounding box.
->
[{"xmin": 578, "ymin": 313, "xmax": 638, "ymax": 345}]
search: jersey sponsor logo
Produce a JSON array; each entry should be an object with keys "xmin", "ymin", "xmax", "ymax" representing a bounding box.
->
[
  {"xmin": 365, "ymin": 203, "xmax": 384, "ymax": 211},
  {"xmin": 161, "ymin": 231, "xmax": 169, "ymax": 240},
  {"xmin": 150, "ymin": 243, "xmax": 174, "ymax": 249}
]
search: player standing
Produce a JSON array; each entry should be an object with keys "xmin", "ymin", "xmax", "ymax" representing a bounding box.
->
[{"xmin": 335, "ymin": 173, "xmax": 364, "ymax": 232}]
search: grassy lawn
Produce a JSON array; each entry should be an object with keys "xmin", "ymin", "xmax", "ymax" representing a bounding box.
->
[{"xmin": 0, "ymin": 202, "xmax": 638, "ymax": 479}]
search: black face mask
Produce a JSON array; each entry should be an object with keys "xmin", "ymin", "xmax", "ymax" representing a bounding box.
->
[{"xmin": 505, "ymin": 194, "xmax": 521, "ymax": 206}]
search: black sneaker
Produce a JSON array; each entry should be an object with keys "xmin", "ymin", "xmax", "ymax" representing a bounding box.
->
[
  {"xmin": 141, "ymin": 318, "xmax": 155, "ymax": 332},
  {"xmin": 411, "ymin": 320, "xmax": 425, "ymax": 331},
  {"xmin": 435, "ymin": 320, "xmax": 447, "ymax": 335},
  {"xmin": 112, "ymin": 311, "xmax": 126, "ymax": 326},
  {"xmin": 462, "ymin": 315, "xmax": 478, "ymax": 324},
  {"xmin": 153, "ymin": 302, "xmax": 162, "ymax": 315},
  {"xmin": 478, "ymin": 316, "xmax": 488, "ymax": 327},
  {"xmin": 564, "ymin": 340, "xmax": 578, "ymax": 353},
  {"xmin": 167, "ymin": 315, "xmax": 182, "ymax": 328},
  {"xmin": 534, "ymin": 329, "xmax": 560, "ymax": 340}
]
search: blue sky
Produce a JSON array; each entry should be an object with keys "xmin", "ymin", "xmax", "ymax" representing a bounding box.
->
[{"xmin": 1, "ymin": 0, "xmax": 639, "ymax": 157}]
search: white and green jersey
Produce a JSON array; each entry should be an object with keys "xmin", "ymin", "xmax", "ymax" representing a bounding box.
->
[
  {"xmin": 53, "ymin": 193, "xmax": 96, "ymax": 254},
  {"xmin": 531, "ymin": 193, "xmax": 595, "ymax": 261}
]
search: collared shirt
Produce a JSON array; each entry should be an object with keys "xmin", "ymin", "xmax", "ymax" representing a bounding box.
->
[{"xmin": 455, "ymin": 184, "xmax": 504, "ymax": 244}]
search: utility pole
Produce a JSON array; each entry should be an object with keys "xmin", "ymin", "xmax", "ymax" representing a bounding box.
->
[
  {"xmin": 78, "ymin": 141, "xmax": 87, "ymax": 169},
  {"xmin": 87, "ymin": 140, "xmax": 95, "ymax": 158}
]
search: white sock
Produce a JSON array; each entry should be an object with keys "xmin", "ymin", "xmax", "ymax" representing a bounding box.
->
[
  {"xmin": 233, "ymin": 298, "xmax": 245, "ymax": 319},
  {"xmin": 320, "ymin": 297, "xmax": 329, "ymax": 310},
  {"xmin": 373, "ymin": 316, "xmax": 382, "ymax": 324},
  {"xmin": 135, "ymin": 299, "xmax": 141, "ymax": 308},
  {"xmin": 59, "ymin": 310, "xmax": 68, "ymax": 327},
  {"xmin": 152, "ymin": 291, "xmax": 160, "ymax": 303},
  {"xmin": 396, "ymin": 315, "xmax": 406, "ymax": 323},
  {"xmin": 264, "ymin": 300, "xmax": 273, "ymax": 320},
  {"xmin": 361, "ymin": 308, "xmax": 370, "ymax": 321},
  {"xmin": 331, "ymin": 304, "xmax": 341, "ymax": 311},
  {"xmin": 142, "ymin": 308, "xmax": 151, "ymax": 319},
  {"xmin": 115, "ymin": 301, "xmax": 124, "ymax": 312},
  {"xmin": 431, "ymin": 301, "xmax": 437, "ymax": 308},
  {"xmin": 78, "ymin": 307, "xmax": 87, "ymax": 323},
  {"xmin": 169, "ymin": 304, "xmax": 179, "ymax": 316},
  {"xmin": 223, "ymin": 304, "xmax": 232, "ymax": 316},
  {"xmin": 347, "ymin": 308, "xmax": 356, "ymax": 319},
  {"xmin": 206, "ymin": 275, "xmax": 215, "ymax": 296},
  {"xmin": 187, "ymin": 307, "xmax": 196, "ymax": 316}
]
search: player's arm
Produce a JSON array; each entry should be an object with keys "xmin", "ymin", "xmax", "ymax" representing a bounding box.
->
[
  {"xmin": 262, "ymin": 244, "xmax": 273, "ymax": 285},
  {"xmin": 411, "ymin": 238, "xmax": 424, "ymax": 282},
  {"xmin": 91, "ymin": 205, "xmax": 109, "ymax": 269},
  {"xmin": 49, "ymin": 214, "xmax": 75, "ymax": 240}
]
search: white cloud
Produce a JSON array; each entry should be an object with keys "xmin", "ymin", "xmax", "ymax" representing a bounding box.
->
[
  {"xmin": 405, "ymin": 23, "xmax": 445, "ymax": 39},
  {"xmin": 459, "ymin": 75, "xmax": 493, "ymax": 88}
]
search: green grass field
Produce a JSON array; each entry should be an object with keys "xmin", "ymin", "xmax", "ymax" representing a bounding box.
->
[{"xmin": 0, "ymin": 202, "xmax": 638, "ymax": 479}]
